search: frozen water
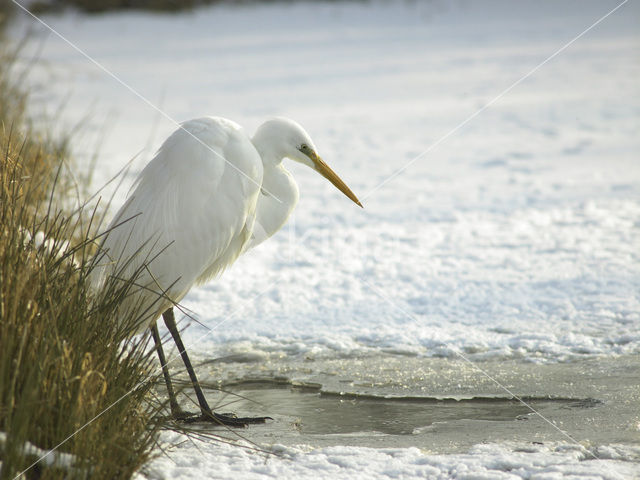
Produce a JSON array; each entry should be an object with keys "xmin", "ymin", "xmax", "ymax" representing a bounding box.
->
[{"xmin": 9, "ymin": 0, "xmax": 640, "ymax": 478}]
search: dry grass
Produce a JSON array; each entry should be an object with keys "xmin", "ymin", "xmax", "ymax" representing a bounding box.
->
[
  {"xmin": 29, "ymin": 0, "xmax": 204, "ymax": 14},
  {"xmin": 26, "ymin": 0, "xmax": 356, "ymax": 15},
  {"xmin": 0, "ymin": 38, "xmax": 164, "ymax": 480}
]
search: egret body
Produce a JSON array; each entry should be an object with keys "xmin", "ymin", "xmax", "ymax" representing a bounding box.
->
[{"xmin": 95, "ymin": 116, "xmax": 361, "ymax": 425}]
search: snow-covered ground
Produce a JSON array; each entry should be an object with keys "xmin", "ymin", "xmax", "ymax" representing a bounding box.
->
[
  {"xmin": 143, "ymin": 438, "xmax": 640, "ymax": 480},
  {"xmin": 11, "ymin": 0, "xmax": 640, "ymax": 478}
]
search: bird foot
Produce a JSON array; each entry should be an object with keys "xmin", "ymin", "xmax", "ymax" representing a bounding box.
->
[
  {"xmin": 183, "ymin": 410, "xmax": 273, "ymax": 427},
  {"xmin": 172, "ymin": 409, "xmax": 200, "ymax": 421}
]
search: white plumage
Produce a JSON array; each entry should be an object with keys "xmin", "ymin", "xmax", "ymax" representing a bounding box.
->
[
  {"xmin": 93, "ymin": 115, "xmax": 361, "ymax": 424},
  {"xmin": 93, "ymin": 116, "xmax": 361, "ymax": 334}
]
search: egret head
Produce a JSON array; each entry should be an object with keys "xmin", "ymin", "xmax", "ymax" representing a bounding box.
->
[{"xmin": 253, "ymin": 118, "xmax": 362, "ymax": 207}]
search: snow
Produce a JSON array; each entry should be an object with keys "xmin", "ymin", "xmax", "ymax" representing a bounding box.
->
[
  {"xmin": 140, "ymin": 434, "xmax": 640, "ymax": 480},
  {"xmin": 0, "ymin": 431, "xmax": 78, "ymax": 472},
  {"xmin": 9, "ymin": 0, "xmax": 640, "ymax": 478}
]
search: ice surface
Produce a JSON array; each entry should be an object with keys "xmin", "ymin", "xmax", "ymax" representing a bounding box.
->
[{"xmin": 9, "ymin": 0, "xmax": 640, "ymax": 478}]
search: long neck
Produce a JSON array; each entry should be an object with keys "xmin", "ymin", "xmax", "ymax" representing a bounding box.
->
[
  {"xmin": 245, "ymin": 158, "xmax": 299, "ymax": 251},
  {"xmin": 251, "ymin": 126, "xmax": 285, "ymax": 166}
]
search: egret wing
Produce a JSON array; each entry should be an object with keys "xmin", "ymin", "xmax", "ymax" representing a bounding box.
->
[{"xmin": 95, "ymin": 117, "xmax": 263, "ymax": 330}]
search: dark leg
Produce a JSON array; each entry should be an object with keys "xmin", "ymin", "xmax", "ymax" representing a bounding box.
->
[
  {"xmin": 151, "ymin": 322, "xmax": 191, "ymax": 420},
  {"xmin": 162, "ymin": 307, "xmax": 270, "ymax": 426},
  {"xmin": 162, "ymin": 308, "xmax": 213, "ymax": 415}
]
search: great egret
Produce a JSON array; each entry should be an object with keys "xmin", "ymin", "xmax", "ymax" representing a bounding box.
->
[{"xmin": 94, "ymin": 116, "xmax": 362, "ymax": 426}]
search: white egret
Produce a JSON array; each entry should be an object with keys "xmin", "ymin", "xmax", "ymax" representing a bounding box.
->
[{"xmin": 94, "ymin": 116, "xmax": 362, "ymax": 426}]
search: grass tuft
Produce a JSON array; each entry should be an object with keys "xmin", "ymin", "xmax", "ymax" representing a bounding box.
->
[{"xmin": 0, "ymin": 40, "xmax": 164, "ymax": 480}]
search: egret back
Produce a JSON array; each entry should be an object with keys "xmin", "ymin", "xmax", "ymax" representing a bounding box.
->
[{"xmin": 93, "ymin": 117, "xmax": 263, "ymax": 333}]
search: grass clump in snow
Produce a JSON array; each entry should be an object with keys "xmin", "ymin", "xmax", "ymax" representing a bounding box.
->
[{"xmin": 0, "ymin": 43, "xmax": 164, "ymax": 479}]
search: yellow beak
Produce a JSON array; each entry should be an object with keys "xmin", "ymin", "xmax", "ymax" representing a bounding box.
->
[{"xmin": 311, "ymin": 154, "xmax": 363, "ymax": 208}]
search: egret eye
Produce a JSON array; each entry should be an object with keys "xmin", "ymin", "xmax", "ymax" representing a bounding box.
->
[{"xmin": 300, "ymin": 143, "xmax": 309, "ymax": 152}]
